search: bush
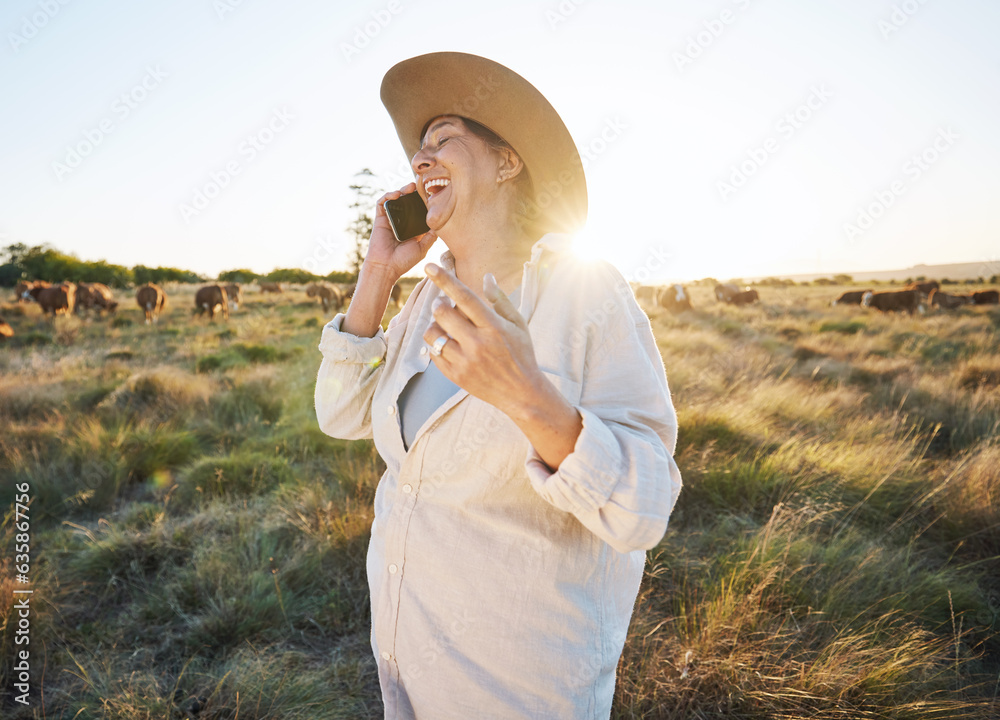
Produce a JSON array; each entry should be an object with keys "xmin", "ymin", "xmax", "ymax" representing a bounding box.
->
[
  {"xmin": 218, "ymin": 269, "xmax": 259, "ymax": 284},
  {"xmin": 178, "ymin": 451, "xmax": 294, "ymax": 504},
  {"xmin": 262, "ymin": 268, "xmax": 322, "ymax": 284}
]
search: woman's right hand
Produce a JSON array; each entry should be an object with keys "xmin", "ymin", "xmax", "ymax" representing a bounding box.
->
[{"xmin": 364, "ymin": 182, "xmax": 438, "ymax": 281}]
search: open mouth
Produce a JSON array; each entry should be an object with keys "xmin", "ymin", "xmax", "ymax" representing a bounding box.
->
[{"xmin": 424, "ymin": 177, "xmax": 450, "ymax": 199}]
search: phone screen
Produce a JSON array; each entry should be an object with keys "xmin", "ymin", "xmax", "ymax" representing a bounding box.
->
[{"xmin": 385, "ymin": 192, "xmax": 430, "ymax": 242}]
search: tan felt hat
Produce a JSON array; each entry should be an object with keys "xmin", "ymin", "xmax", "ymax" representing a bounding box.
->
[{"xmin": 380, "ymin": 51, "xmax": 588, "ymax": 236}]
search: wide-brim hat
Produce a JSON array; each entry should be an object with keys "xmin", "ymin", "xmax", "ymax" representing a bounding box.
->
[{"xmin": 380, "ymin": 51, "xmax": 588, "ymax": 237}]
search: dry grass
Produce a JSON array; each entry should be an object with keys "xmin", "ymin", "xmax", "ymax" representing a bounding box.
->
[{"xmin": 1, "ymin": 282, "xmax": 998, "ymax": 719}]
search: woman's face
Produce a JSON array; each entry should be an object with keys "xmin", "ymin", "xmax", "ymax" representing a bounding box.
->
[{"xmin": 410, "ymin": 115, "xmax": 502, "ymax": 233}]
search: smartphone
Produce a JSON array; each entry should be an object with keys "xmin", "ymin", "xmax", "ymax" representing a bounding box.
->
[{"xmin": 384, "ymin": 192, "xmax": 430, "ymax": 242}]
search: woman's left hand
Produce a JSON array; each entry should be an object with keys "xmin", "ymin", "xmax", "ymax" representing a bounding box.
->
[{"xmin": 422, "ymin": 263, "xmax": 543, "ymax": 419}]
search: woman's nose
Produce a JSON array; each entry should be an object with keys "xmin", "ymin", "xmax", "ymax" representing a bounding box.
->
[{"xmin": 411, "ymin": 148, "xmax": 433, "ymax": 174}]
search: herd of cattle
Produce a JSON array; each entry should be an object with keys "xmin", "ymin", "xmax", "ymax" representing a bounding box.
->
[
  {"xmin": 1, "ymin": 276, "xmax": 997, "ymax": 342},
  {"xmin": 830, "ymin": 281, "xmax": 998, "ymax": 314},
  {"xmin": 0, "ymin": 280, "xmax": 404, "ymax": 340},
  {"xmin": 633, "ymin": 279, "xmax": 999, "ymax": 316}
]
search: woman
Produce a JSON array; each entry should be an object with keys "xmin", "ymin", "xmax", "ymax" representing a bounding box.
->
[{"xmin": 315, "ymin": 52, "xmax": 682, "ymax": 719}]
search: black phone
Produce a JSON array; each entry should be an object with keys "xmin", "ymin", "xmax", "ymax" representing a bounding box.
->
[{"xmin": 384, "ymin": 192, "xmax": 430, "ymax": 242}]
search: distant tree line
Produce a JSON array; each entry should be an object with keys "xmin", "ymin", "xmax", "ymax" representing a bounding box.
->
[
  {"xmin": 0, "ymin": 244, "xmax": 357, "ymax": 289},
  {"xmin": 0, "ymin": 243, "xmax": 204, "ymax": 289}
]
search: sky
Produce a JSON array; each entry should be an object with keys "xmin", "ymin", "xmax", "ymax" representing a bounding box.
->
[{"xmin": 1, "ymin": 0, "xmax": 998, "ymax": 283}]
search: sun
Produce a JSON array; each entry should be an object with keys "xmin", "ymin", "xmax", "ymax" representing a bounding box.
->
[{"xmin": 567, "ymin": 225, "xmax": 609, "ymax": 264}]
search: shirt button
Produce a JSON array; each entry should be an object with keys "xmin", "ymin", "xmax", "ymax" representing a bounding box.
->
[
  {"xmin": 381, "ymin": 651, "xmax": 391, "ymax": 661},
  {"xmin": 420, "ymin": 346, "xmax": 428, "ymax": 356},
  {"xmin": 386, "ymin": 405, "xmax": 396, "ymax": 416},
  {"xmin": 388, "ymin": 563, "xmax": 398, "ymax": 574},
  {"xmin": 402, "ymin": 484, "xmax": 412, "ymax": 494}
]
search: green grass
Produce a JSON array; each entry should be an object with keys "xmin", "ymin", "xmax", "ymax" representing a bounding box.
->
[{"xmin": 0, "ymin": 281, "xmax": 997, "ymax": 719}]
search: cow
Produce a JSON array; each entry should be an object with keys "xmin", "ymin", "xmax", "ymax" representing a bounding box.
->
[
  {"xmin": 862, "ymin": 289, "xmax": 923, "ymax": 315},
  {"xmin": 972, "ymin": 290, "xmax": 999, "ymax": 305},
  {"xmin": 715, "ymin": 283, "xmax": 741, "ymax": 303},
  {"xmin": 75, "ymin": 282, "xmax": 118, "ymax": 315},
  {"xmin": 903, "ymin": 280, "xmax": 940, "ymax": 298},
  {"xmin": 729, "ymin": 289, "xmax": 760, "ymax": 306},
  {"xmin": 927, "ymin": 289, "xmax": 972, "ymax": 310},
  {"xmin": 0, "ymin": 318, "xmax": 12, "ymax": 340},
  {"xmin": 29, "ymin": 282, "xmax": 76, "ymax": 317},
  {"xmin": 224, "ymin": 283, "xmax": 243, "ymax": 310},
  {"xmin": 389, "ymin": 282, "xmax": 402, "ymax": 309},
  {"xmin": 136, "ymin": 283, "xmax": 167, "ymax": 324},
  {"xmin": 15, "ymin": 280, "xmax": 50, "ymax": 302},
  {"xmin": 194, "ymin": 285, "xmax": 229, "ymax": 320},
  {"xmin": 259, "ymin": 281, "xmax": 283, "ymax": 294},
  {"xmin": 306, "ymin": 283, "xmax": 343, "ymax": 313},
  {"xmin": 656, "ymin": 284, "xmax": 692, "ymax": 313},
  {"xmin": 341, "ymin": 282, "xmax": 357, "ymax": 300},
  {"xmin": 831, "ymin": 289, "xmax": 871, "ymax": 306}
]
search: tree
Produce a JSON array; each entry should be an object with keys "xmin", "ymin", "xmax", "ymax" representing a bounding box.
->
[
  {"xmin": 833, "ymin": 274, "xmax": 853, "ymax": 285},
  {"xmin": 346, "ymin": 168, "xmax": 380, "ymax": 279}
]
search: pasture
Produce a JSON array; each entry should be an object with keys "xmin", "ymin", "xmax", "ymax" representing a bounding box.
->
[{"xmin": 1, "ymin": 279, "xmax": 998, "ymax": 719}]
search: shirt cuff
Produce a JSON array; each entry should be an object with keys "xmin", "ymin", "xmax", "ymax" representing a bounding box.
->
[
  {"xmin": 524, "ymin": 405, "xmax": 622, "ymax": 516},
  {"xmin": 318, "ymin": 313, "xmax": 388, "ymax": 365}
]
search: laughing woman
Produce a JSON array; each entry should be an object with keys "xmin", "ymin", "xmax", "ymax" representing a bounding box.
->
[{"xmin": 315, "ymin": 52, "xmax": 683, "ymax": 720}]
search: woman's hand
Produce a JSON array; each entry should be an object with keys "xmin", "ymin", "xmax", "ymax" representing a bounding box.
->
[
  {"xmin": 423, "ymin": 263, "xmax": 583, "ymax": 471},
  {"xmin": 365, "ymin": 183, "xmax": 438, "ymax": 281}
]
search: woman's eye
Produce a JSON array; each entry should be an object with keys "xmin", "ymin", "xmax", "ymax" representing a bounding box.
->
[{"xmin": 437, "ymin": 136, "xmax": 450, "ymax": 147}]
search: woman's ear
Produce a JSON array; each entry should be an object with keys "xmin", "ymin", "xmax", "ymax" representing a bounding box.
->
[{"xmin": 496, "ymin": 147, "xmax": 525, "ymax": 183}]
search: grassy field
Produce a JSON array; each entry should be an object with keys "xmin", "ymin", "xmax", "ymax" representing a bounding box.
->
[{"xmin": 1, "ymin": 279, "xmax": 998, "ymax": 719}]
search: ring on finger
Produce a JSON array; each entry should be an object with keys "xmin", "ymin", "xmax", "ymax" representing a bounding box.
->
[{"xmin": 430, "ymin": 335, "xmax": 450, "ymax": 357}]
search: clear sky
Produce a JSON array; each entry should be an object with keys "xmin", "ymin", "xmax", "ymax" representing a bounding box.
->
[{"xmin": 1, "ymin": 0, "xmax": 998, "ymax": 283}]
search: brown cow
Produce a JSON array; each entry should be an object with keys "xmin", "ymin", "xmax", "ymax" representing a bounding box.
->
[
  {"xmin": 903, "ymin": 280, "xmax": 940, "ymax": 297},
  {"xmin": 194, "ymin": 285, "xmax": 229, "ymax": 320},
  {"xmin": 259, "ymin": 281, "xmax": 283, "ymax": 294},
  {"xmin": 76, "ymin": 282, "xmax": 118, "ymax": 315},
  {"xmin": 0, "ymin": 318, "xmax": 12, "ymax": 340},
  {"xmin": 714, "ymin": 283, "xmax": 740, "ymax": 303},
  {"xmin": 224, "ymin": 283, "xmax": 243, "ymax": 310},
  {"xmin": 306, "ymin": 283, "xmax": 343, "ymax": 313},
  {"xmin": 862, "ymin": 289, "xmax": 923, "ymax": 315},
  {"xmin": 335, "ymin": 282, "xmax": 399, "ymax": 308},
  {"xmin": 927, "ymin": 289, "xmax": 972, "ymax": 310},
  {"xmin": 729, "ymin": 288, "xmax": 759, "ymax": 306},
  {"xmin": 136, "ymin": 283, "xmax": 167, "ymax": 324},
  {"xmin": 15, "ymin": 280, "xmax": 50, "ymax": 302},
  {"xmin": 656, "ymin": 284, "xmax": 693, "ymax": 313},
  {"xmin": 29, "ymin": 282, "xmax": 76, "ymax": 317},
  {"xmin": 831, "ymin": 289, "xmax": 871, "ymax": 306},
  {"xmin": 972, "ymin": 290, "xmax": 999, "ymax": 305}
]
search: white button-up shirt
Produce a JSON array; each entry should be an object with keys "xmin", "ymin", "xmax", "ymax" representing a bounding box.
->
[{"xmin": 315, "ymin": 233, "xmax": 682, "ymax": 719}]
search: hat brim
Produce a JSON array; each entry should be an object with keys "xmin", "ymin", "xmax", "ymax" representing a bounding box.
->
[{"xmin": 380, "ymin": 52, "xmax": 587, "ymax": 237}]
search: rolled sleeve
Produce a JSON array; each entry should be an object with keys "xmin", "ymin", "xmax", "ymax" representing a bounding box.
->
[
  {"xmin": 524, "ymin": 282, "xmax": 683, "ymax": 554},
  {"xmin": 314, "ymin": 313, "xmax": 388, "ymax": 440}
]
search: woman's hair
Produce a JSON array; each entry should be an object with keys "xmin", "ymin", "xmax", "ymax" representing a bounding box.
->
[{"xmin": 458, "ymin": 117, "xmax": 540, "ymax": 240}]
